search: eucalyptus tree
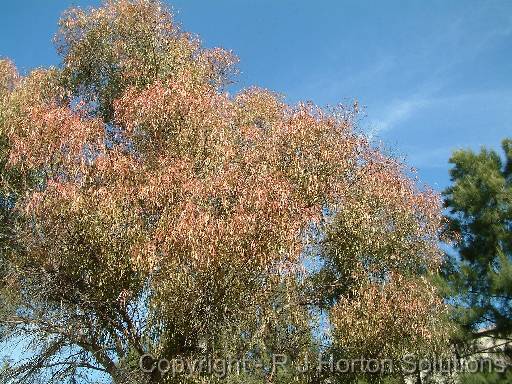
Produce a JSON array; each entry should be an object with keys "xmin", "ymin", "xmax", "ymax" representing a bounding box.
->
[{"xmin": 0, "ymin": 1, "xmax": 450, "ymax": 383}]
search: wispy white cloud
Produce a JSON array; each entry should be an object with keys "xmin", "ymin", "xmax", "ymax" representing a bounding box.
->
[
  {"xmin": 366, "ymin": 97, "xmax": 429, "ymax": 137},
  {"xmin": 365, "ymin": 9, "xmax": 512, "ymax": 137},
  {"xmin": 367, "ymin": 86, "xmax": 512, "ymax": 138}
]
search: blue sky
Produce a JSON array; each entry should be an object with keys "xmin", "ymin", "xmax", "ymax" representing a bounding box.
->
[{"xmin": 1, "ymin": 0, "xmax": 511, "ymax": 190}]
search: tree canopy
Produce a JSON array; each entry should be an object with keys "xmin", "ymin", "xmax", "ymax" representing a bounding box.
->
[
  {"xmin": 442, "ymin": 140, "xmax": 512, "ymax": 383},
  {"xmin": 0, "ymin": 1, "xmax": 451, "ymax": 383}
]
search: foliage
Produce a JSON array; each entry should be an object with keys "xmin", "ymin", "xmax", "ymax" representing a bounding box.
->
[
  {"xmin": 0, "ymin": 1, "xmax": 450, "ymax": 383},
  {"xmin": 441, "ymin": 140, "xmax": 512, "ymax": 383},
  {"xmin": 443, "ymin": 140, "xmax": 512, "ymax": 337}
]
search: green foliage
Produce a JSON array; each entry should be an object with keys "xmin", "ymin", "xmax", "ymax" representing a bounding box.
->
[
  {"xmin": 459, "ymin": 369, "xmax": 512, "ymax": 384},
  {"xmin": 443, "ymin": 139, "xmax": 512, "ymax": 338},
  {"xmin": 441, "ymin": 139, "xmax": 512, "ymax": 383}
]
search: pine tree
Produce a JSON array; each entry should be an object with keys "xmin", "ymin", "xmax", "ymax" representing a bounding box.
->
[{"xmin": 443, "ymin": 139, "xmax": 512, "ymax": 381}]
